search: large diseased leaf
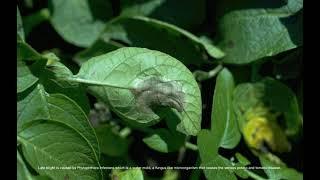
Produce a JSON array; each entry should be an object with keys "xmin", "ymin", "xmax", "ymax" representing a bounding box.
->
[
  {"xmin": 49, "ymin": 0, "xmax": 113, "ymax": 47},
  {"xmin": 211, "ymin": 68, "xmax": 241, "ymax": 149},
  {"xmin": 84, "ymin": 16, "xmax": 224, "ymax": 66},
  {"xmin": 18, "ymin": 121, "xmax": 103, "ymax": 180},
  {"xmin": 18, "ymin": 85, "xmax": 100, "ymax": 160},
  {"xmin": 120, "ymin": 0, "xmax": 206, "ymax": 30},
  {"xmin": 68, "ymin": 47, "xmax": 202, "ymax": 136},
  {"xmin": 218, "ymin": 0, "xmax": 303, "ymax": 64}
]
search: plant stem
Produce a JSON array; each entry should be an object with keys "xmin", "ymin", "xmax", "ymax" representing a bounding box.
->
[
  {"xmin": 177, "ymin": 146, "xmax": 186, "ymax": 163},
  {"xmin": 119, "ymin": 127, "xmax": 132, "ymax": 138},
  {"xmin": 185, "ymin": 142, "xmax": 198, "ymax": 151},
  {"xmin": 193, "ymin": 64, "xmax": 223, "ymax": 81},
  {"xmin": 208, "ymin": 64, "xmax": 223, "ymax": 77}
]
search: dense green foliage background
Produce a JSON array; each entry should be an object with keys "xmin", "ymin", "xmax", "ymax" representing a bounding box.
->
[{"xmin": 17, "ymin": 0, "xmax": 303, "ymax": 179}]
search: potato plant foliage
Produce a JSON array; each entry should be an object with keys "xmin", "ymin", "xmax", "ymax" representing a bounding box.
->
[{"xmin": 17, "ymin": 0, "xmax": 303, "ymax": 180}]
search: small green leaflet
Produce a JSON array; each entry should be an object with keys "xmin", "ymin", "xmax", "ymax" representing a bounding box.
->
[{"xmin": 142, "ymin": 128, "xmax": 185, "ymax": 153}]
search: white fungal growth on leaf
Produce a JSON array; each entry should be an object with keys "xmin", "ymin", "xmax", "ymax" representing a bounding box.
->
[{"xmin": 131, "ymin": 76, "xmax": 185, "ymax": 114}]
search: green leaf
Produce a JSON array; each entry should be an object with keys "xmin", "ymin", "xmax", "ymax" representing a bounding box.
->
[
  {"xmin": 211, "ymin": 68, "xmax": 241, "ymax": 149},
  {"xmin": 17, "ymin": 150, "xmax": 35, "ymax": 180},
  {"xmin": 120, "ymin": 0, "xmax": 206, "ymax": 30},
  {"xmin": 233, "ymin": 153, "xmax": 251, "ymax": 179},
  {"xmin": 49, "ymin": 0, "xmax": 113, "ymax": 47},
  {"xmin": 18, "ymin": 150, "xmax": 51, "ymax": 180},
  {"xmin": 17, "ymin": 41, "xmax": 47, "ymax": 93},
  {"xmin": 200, "ymin": 155, "xmax": 237, "ymax": 180},
  {"xmin": 142, "ymin": 128, "xmax": 185, "ymax": 153},
  {"xmin": 197, "ymin": 69, "xmax": 241, "ymax": 180},
  {"xmin": 17, "ymin": 60, "xmax": 38, "ymax": 93},
  {"xmin": 43, "ymin": 61, "xmax": 91, "ymax": 114},
  {"xmin": 235, "ymin": 153, "xmax": 250, "ymax": 166},
  {"xmin": 259, "ymin": 155, "xmax": 303, "ymax": 180},
  {"xmin": 67, "ymin": 47, "xmax": 202, "ymax": 136},
  {"xmin": 197, "ymin": 130, "xmax": 219, "ymax": 161},
  {"xmin": 95, "ymin": 124, "xmax": 129, "ymax": 157},
  {"xmin": 18, "ymin": 85, "xmax": 100, "ymax": 160},
  {"xmin": 18, "ymin": 121, "xmax": 103, "ymax": 180},
  {"xmin": 89, "ymin": 16, "xmax": 224, "ymax": 66},
  {"xmin": 218, "ymin": 0, "xmax": 303, "ymax": 64},
  {"xmin": 41, "ymin": 78, "xmax": 91, "ymax": 115},
  {"xmin": 112, "ymin": 169, "xmax": 144, "ymax": 180},
  {"xmin": 17, "ymin": 6, "xmax": 25, "ymax": 42},
  {"xmin": 17, "ymin": 41, "xmax": 44, "ymax": 62},
  {"xmin": 141, "ymin": 107, "xmax": 186, "ymax": 153}
]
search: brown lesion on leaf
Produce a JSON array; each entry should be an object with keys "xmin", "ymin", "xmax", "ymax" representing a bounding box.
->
[{"xmin": 131, "ymin": 76, "xmax": 185, "ymax": 114}]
